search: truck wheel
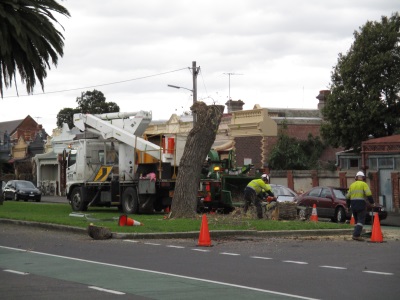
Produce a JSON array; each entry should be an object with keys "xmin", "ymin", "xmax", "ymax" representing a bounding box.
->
[
  {"xmin": 70, "ymin": 187, "xmax": 88, "ymax": 211},
  {"xmin": 122, "ymin": 187, "xmax": 139, "ymax": 214}
]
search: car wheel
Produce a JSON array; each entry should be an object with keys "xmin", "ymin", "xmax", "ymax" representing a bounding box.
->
[
  {"xmin": 298, "ymin": 207, "xmax": 308, "ymax": 220},
  {"xmin": 335, "ymin": 207, "xmax": 346, "ymax": 223},
  {"xmin": 70, "ymin": 187, "xmax": 88, "ymax": 211},
  {"xmin": 122, "ymin": 187, "xmax": 139, "ymax": 214},
  {"xmin": 35, "ymin": 197, "xmax": 41, "ymax": 202}
]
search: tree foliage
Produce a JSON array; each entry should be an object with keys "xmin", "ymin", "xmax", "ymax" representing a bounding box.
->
[
  {"xmin": 268, "ymin": 128, "xmax": 325, "ymax": 170},
  {"xmin": 0, "ymin": 0, "xmax": 70, "ymax": 97},
  {"xmin": 56, "ymin": 90, "xmax": 120, "ymax": 128},
  {"xmin": 321, "ymin": 13, "xmax": 400, "ymax": 150},
  {"xmin": 56, "ymin": 107, "xmax": 80, "ymax": 129}
]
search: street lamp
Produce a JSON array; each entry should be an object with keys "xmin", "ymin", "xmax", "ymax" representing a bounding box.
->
[
  {"xmin": 167, "ymin": 84, "xmax": 193, "ymax": 92},
  {"xmin": 167, "ymin": 61, "xmax": 199, "ymax": 126}
]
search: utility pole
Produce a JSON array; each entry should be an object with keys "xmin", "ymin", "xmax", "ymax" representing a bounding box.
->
[
  {"xmin": 223, "ymin": 72, "xmax": 243, "ymax": 100},
  {"xmin": 192, "ymin": 61, "xmax": 200, "ymax": 126}
]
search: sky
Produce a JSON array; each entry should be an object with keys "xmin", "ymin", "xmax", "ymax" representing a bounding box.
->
[{"xmin": 1, "ymin": 0, "xmax": 398, "ymax": 134}]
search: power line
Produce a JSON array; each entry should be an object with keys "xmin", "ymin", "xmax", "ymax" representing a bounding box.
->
[{"xmin": 2, "ymin": 67, "xmax": 188, "ymax": 99}]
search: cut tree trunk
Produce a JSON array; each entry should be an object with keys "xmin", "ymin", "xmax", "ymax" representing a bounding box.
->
[{"xmin": 169, "ymin": 102, "xmax": 224, "ymax": 218}]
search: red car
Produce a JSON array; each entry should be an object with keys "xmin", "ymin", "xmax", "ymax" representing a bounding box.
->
[{"xmin": 294, "ymin": 186, "xmax": 387, "ymax": 223}]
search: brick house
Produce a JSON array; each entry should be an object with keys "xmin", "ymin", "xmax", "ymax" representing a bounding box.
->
[{"xmin": 0, "ymin": 116, "xmax": 47, "ymax": 181}]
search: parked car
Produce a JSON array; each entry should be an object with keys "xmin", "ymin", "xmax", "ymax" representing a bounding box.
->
[
  {"xmin": 270, "ymin": 184, "xmax": 297, "ymax": 202},
  {"xmin": 2, "ymin": 180, "xmax": 41, "ymax": 202},
  {"xmin": 294, "ymin": 186, "xmax": 387, "ymax": 223}
]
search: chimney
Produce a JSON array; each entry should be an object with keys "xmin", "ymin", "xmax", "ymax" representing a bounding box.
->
[
  {"xmin": 225, "ymin": 99, "xmax": 245, "ymax": 113},
  {"xmin": 316, "ymin": 90, "xmax": 330, "ymax": 111}
]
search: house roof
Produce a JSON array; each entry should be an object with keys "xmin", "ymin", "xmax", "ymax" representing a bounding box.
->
[
  {"xmin": 0, "ymin": 119, "xmax": 24, "ymax": 137},
  {"xmin": 363, "ymin": 135, "xmax": 400, "ymax": 144}
]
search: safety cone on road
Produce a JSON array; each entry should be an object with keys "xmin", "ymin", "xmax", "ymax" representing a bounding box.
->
[
  {"xmin": 370, "ymin": 213, "xmax": 383, "ymax": 243},
  {"xmin": 310, "ymin": 204, "xmax": 318, "ymax": 222},
  {"xmin": 118, "ymin": 215, "xmax": 144, "ymax": 226},
  {"xmin": 350, "ymin": 213, "xmax": 355, "ymax": 225},
  {"xmin": 197, "ymin": 214, "xmax": 212, "ymax": 247}
]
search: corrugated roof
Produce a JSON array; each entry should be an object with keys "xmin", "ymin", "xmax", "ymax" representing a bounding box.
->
[{"xmin": 363, "ymin": 135, "xmax": 400, "ymax": 144}]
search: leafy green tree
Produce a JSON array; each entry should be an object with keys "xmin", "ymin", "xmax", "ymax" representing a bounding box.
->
[
  {"xmin": 77, "ymin": 90, "xmax": 119, "ymax": 114},
  {"xmin": 0, "ymin": 0, "xmax": 70, "ymax": 97},
  {"xmin": 56, "ymin": 107, "xmax": 79, "ymax": 129},
  {"xmin": 321, "ymin": 13, "xmax": 400, "ymax": 150},
  {"xmin": 268, "ymin": 126, "xmax": 325, "ymax": 170},
  {"xmin": 56, "ymin": 90, "xmax": 120, "ymax": 128}
]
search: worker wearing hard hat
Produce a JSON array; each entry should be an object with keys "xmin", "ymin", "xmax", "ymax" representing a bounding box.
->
[
  {"xmin": 244, "ymin": 174, "xmax": 276, "ymax": 219},
  {"xmin": 346, "ymin": 171, "xmax": 375, "ymax": 241}
]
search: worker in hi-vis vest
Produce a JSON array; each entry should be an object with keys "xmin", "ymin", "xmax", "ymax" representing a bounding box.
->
[
  {"xmin": 244, "ymin": 174, "xmax": 276, "ymax": 219},
  {"xmin": 346, "ymin": 171, "xmax": 375, "ymax": 241}
]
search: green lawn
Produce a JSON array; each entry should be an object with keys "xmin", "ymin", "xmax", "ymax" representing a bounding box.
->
[{"xmin": 0, "ymin": 201, "xmax": 351, "ymax": 233}]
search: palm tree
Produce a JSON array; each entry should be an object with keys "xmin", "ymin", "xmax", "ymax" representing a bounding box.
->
[{"xmin": 0, "ymin": 0, "xmax": 70, "ymax": 97}]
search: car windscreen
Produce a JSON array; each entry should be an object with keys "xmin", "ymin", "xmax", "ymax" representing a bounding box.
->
[
  {"xmin": 16, "ymin": 181, "xmax": 35, "ymax": 189},
  {"xmin": 272, "ymin": 186, "xmax": 296, "ymax": 197}
]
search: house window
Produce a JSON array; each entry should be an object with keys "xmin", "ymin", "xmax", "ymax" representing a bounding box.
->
[
  {"xmin": 340, "ymin": 157, "xmax": 360, "ymax": 170},
  {"xmin": 395, "ymin": 157, "xmax": 400, "ymax": 169},
  {"xmin": 369, "ymin": 158, "xmax": 378, "ymax": 170},
  {"xmin": 349, "ymin": 158, "xmax": 359, "ymax": 168},
  {"xmin": 378, "ymin": 157, "xmax": 394, "ymax": 169}
]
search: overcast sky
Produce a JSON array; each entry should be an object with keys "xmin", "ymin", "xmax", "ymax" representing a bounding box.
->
[{"xmin": 1, "ymin": 0, "xmax": 398, "ymax": 134}]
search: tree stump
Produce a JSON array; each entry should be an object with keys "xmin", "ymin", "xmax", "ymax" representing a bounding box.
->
[{"xmin": 87, "ymin": 224, "xmax": 112, "ymax": 240}]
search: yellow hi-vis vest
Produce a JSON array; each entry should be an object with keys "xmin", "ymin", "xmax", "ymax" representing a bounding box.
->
[
  {"xmin": 247, "ymin": 179, "xmax": 272, "ymax": 195},
  {"xmin": 346, "ymin": 181, "xmax": 372, "ymax": 200}
]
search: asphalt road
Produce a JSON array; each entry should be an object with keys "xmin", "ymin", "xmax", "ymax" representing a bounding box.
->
[{"xmin": 0, "ymin": 224, "xmax": 399, "ymax": 299}]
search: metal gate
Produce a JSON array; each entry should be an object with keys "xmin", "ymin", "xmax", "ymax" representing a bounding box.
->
[{"xmin": 379, "ymin": 169, "xmax": 392, "ymax": 211}]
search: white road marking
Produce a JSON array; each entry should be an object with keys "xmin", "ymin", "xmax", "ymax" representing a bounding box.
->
[
  {"xmin": 123, "ymin": 240, "xmax": 139, "ymax": 243},
  {"xmin": 250, "ymin": 256, "xmax": 273, "ymax": 260},
  {"xmin": 144, "ymin": 242, "xmax": 161, "ymax": 246},
  {"xmin": 320, "ymin": 266, "xmax": 347, "ymax": 270},
  {"xmin": 282, "ymin": 260, "xmax": 308, "ymax": 265},
  {"xmin": 4, "ymin": 269, "xmax": 29, "ymax": 275},
  {"xmin": 220, "ymin": 252, "xmax": 240, "ymax": 256},
  {"xmin": 88, "ymin": 286, "xmax": 125, "ymax": 295},
  {"xmin": 192, "ymin": 248, "xmax": 211, "ymax": 252},
  {"xmin": 166, "ymin": 245, "xmax": 185, "ymax": 249},
  {"xmin": 0, "ymin": 245, "xmax": 320, "ymax": 300},
  {"xmin": 363, "ymin": 271, "xmax": 394, "ymax": 276}
]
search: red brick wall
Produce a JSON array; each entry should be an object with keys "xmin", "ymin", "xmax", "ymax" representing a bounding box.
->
[
  {"xmin": 285, "ymin": 124, "xmax": 320, "ymax": 140},
  {"xmin": 369, "ymin": 171, "xmax": 379, "ymax": 204},
  {"xmin": 234, "ymin": 136, "xmax": 263, "ymax": 169},
  {"xmin": 233, "ymin": 123, "xmax": 340, "ymax": 175},
  {"xmin": 391, "ymin": 172, "xmax": 399, "ymax": 212}
]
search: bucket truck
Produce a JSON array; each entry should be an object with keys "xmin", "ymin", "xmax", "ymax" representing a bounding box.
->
[{"xmin": 65, "ymin": 111, "xmax": 179, "ymax": 214}]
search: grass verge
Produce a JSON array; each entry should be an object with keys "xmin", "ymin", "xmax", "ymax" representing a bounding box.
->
[{"xmin": 0, "ymin": 201, "xmax": 352, "ymax": 233}]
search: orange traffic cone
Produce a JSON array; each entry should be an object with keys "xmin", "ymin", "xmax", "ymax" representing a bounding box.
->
[
  {"xmin": 310, "ymin": 204, "xmax": 318, "ymax": 222},
  {"xmin": 197, "ymin": 214, "xmax": 212, "ymax": 247},
  {"xmin": 370, "ymin": 213, "xmax": 383, "ymax": 243},
  {"xmin": 350, "ymin": 213, "xmax": 355, "ymax": 225},
  {"xmin": 118, "ymin": 215, "xmax": 144, "ymax": 226}
]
